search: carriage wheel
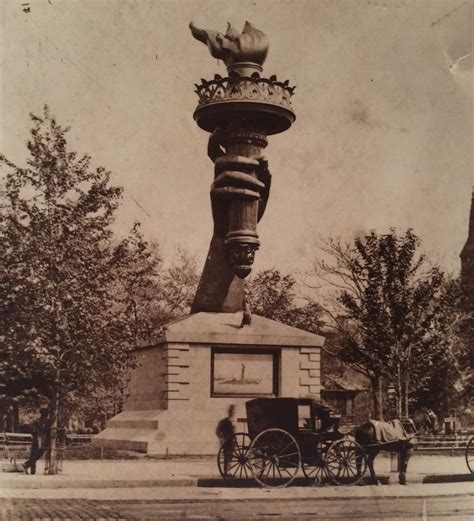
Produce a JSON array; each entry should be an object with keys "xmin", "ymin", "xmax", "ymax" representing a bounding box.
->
[
  {"xmin": 302, "ymin": 455, "xmax": 331, "ymax": 485},
  {"xmin": 325, "ymin": 439, "xmax": 366, "ymax": 485},
  {"xmin": 466, "ymin": 437, "xmax": 474, "ymax": 474},
  {"xmin": 301, "ymin": 442, "xmax": 332, "ymax": 485},
  {"xmin": 217, "ymin": 432, "xmax": 252, "ymax": 479},
  {"xmin": 249, "ymin": 428, "xmax": 301, "ymax": 488}
]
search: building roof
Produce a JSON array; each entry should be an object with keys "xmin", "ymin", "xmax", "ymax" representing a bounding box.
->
[{"xmin": 321, "ymin": 374, "xmax": 368, "ymax": 392}]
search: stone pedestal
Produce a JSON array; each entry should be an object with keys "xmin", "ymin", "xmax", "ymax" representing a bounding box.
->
[{"xmin": 93, "ymin": 312, "xmax": 324, "ymax": 455}]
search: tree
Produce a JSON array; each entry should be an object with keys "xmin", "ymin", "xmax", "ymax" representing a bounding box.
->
[
  {"xmin": 160, "ymin": 248, "xmax": 199, "ymax": 325},
  {"xmin": 0, "ymin": 106, "xmax": 132, "ymax": 472},
  {"xmin": 110, "ymin": 223, "xmax": 164, "ymax": 347},
  {"xmin": 414, "ymin": 278, "xmax": 474, "ymax": 418},
  {"xmin": 111, "ymin": 223, "xmax": 198, "ymax": 347},
  {"xmin": 248, "ymin": 269, "xmax": 323, "ymax": 334},
  {"xmin": 312, "ymin": 230, "xmax": 447, "ymax": 420}
]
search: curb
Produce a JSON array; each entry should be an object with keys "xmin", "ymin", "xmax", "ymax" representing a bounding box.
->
[
  {"xmin": 0, "ymin": 478, "xmax": 198, "ymax": 489},
  {"xmin": 423, "ymin": 473, "xmax": 474, "ymax": 484},
  {"xmin": 1, "ymin": 473, "xmax": 472, "ymax": 490}
]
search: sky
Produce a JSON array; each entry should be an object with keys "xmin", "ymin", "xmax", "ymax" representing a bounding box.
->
[{"xmin": 1, "ymin": 0, "xmax": 473, "ymax": 278}]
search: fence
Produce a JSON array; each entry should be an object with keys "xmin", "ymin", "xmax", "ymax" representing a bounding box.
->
[
  {"xmin": 1, "ymin": 432, "xmax": 95, "ymax": 446},
  {"xmin": 0, "ymin": 432, "xmax": 32, "ymax": 446},
  {"xmin": 66, "ymin": 433, "xmax": 95, "ymax": 446},
  {"xmin": 416, "ymin": 434, "xmax": 471, "ymax": 454},
  {"xmin": 1, "ymin": 432, "xmax": 32, "ymax": 461},
  {"xmin": 1, "ymin": 433, "xmax": 67, "ymax": 474}
]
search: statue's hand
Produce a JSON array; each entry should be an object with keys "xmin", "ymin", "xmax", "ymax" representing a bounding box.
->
[
  {"xmin": 210, "ymin": 155, "xmax": 271, "ymax": 235},
  {"xmin": 207, "ymin": 128, "xmax": 225, "ymax": 162},
  {"xmin": 256, "ymin": 157, "xmax": 271, "ymax": 222}
]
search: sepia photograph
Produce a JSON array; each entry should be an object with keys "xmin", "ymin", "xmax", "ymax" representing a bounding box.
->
[
  {"xmin": 0, "ymin": 0, "xmax": 473, "ymax": 519},
  {"xmin": 212, "ymin": 351, "xmax": 276, "ymax": 396}
]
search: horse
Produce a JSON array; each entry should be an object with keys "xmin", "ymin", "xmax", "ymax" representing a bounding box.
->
[
  {"xmin": 354, "ymin": 418, "xmax": 417, "ymax": 485},
  {"xmin": 412, "ymin": 408, "xmax": 439, "ymax": 435}
]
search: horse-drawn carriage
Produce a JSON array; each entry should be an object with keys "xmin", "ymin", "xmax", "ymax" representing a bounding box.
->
[{"xmin": 217, "ymin": 397, "xmax": 367, "ymax": 488}]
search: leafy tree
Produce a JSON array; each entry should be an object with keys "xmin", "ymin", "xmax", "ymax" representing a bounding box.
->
[
  {"xmin": 110, "ymin": 223, "xmax": 163, "ymax": 346},
  {"xmin": 161, "ymin": 248, "xmax": 199, "ymax": 322},
  {"xmin": 312, "ymin": 230, "xmax": 447, "ymax": 420},
  {"xmin": 414, "ymin": 279, "xmax": 474, "ymax": 419},
  {"xmin": 0, "ymin": 106, "xmax": 132, "ymax": 472},
  {"xmin": 111, "ymin": 223, "xmax": 198, "ymax": 347},
  {"xmin": 248, "ymin": 269, "xmax": 323, "ymax": 334}
]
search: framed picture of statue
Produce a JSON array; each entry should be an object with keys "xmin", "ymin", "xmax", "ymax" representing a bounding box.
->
[{"xmin": 211, "ymin": 348, "xmax": 279, "ymax": 397}]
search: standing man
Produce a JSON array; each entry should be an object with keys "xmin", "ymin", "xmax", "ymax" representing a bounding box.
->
[
  {"xmin": 216, "ymin": 404, "xmax": 236, "ymax": 477},
  {"xmin": 23, "ymin": 407, "xmax": 50, "ymax": 475}
]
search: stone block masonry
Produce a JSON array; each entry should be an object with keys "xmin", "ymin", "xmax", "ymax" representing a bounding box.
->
[
  {"xmin": 298, "ymin": 347, "xmax": 321, "ymax": 398},
  {"xmin": 94, "ymin": 312, "xmax": 325, "ymax": 454},
  {"xmin": 162, "ymin": 343, "xmax": 190, "ymax": 402}
]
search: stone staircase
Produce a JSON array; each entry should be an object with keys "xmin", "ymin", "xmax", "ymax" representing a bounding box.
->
[{"xmin": 92, "ymin": 410, "xmax": 162, "ymax": 452}]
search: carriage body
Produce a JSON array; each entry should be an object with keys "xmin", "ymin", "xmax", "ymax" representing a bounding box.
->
[
  {"xmin": 246, "ymin": 397, "xmax": 340, "ymax": 438},
  {"xmin": 245, "ymin": 397, "xmax": 342, "ymax": 458},
  {"xmin": 217, "ymin": 397, "xmax": 365, "ymax": 487}
]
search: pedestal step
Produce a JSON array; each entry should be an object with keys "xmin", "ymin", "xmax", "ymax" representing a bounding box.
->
[
  {"xmin": 93, "ymin": 410, "xmax": 163, "ymax": 453},
  {"xmin": 106, "ymin": 418, "xmax": 159, "ymax": 429},
  {"xmin": 92, "ymin": 428, "xmax": 157, "ymax": 453},
  {"xmin": 105, "ymin": 410, "xmax": 161, "ymax": 429}
]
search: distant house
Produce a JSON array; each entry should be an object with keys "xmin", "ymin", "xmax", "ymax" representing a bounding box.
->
[
  {"xmin": 319, "ymin": 330, "xmax": 371, "ymax": 426},
  {"xmin": 321, "ymin": 375, "xmax": 370, "ymax": 426},
  {"xmin": 321, "ymin": 371, "xmax": 370, "ymax": 427}
]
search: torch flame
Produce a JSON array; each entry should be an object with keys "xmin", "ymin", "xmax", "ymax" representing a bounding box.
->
[{"xmin": 189, "ymin": 21, "xmax": 269, "ymax": 67}]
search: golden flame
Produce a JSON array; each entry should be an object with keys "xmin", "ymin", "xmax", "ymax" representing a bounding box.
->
[{"xmin": 189, "ymin": 21, "xmax": 269, "ymax": 68}]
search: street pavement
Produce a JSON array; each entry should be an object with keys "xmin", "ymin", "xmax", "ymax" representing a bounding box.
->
[
  {"xmin": 1, "ymin": 494, "xmax": 474, "ymax": 521},
  {"xmin": 0, "ymin": 454, "xmax": 473, "ymax": 520},
  {"xmin": 0, "ymin": 453, "xmax": 472, "ymax": 497},
  {"xmin": 0, "ymin": 453, "xmax": 469, "ymax": 481}
]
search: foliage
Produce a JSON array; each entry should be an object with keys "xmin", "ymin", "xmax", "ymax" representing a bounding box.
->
[
  {"xmin": 248, "ymin": 269, "xmax": 323, "ymax": 334},
  {"xmin": 313, "ymin": 230, "xmax": 449, "ymax": 419},
  {"xmin": 1, "ymin": 107, "xmax": 201, "ymax": 448},
  {"xmin": 111, "ymin": 222, "xmax": 198, "ymax": 347},
  {"xmin": 0, "ymin": 106, "xmax": 133, "ymax": 470},
  {"xmin": 110, "ymin": 223, "xmax": 163, "ymax": 346},
  {"xmin": 160, "ymin": 248, "xmax": 199, "ymax": 325},
  {"xmin": 413, "ymin": 278, "xmax": 474, "ymax": 416}
]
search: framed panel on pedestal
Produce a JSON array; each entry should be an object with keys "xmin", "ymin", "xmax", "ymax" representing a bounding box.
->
[{"xmin": 211, "ymin": 347, "xmax": 280, "ymax": 398}]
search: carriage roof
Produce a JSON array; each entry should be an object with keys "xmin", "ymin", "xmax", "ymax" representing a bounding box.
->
[{"xmin": 245, "ymin": 397, "xmax": 338, "ymax": 439}]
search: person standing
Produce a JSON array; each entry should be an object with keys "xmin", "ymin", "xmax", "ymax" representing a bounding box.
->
[
  {"xmin": 215, "ymin": 404, "xmax": 236, "ymax": 477},
  {"xmin": 23, "ymin": 407, "xmax": 50, "ymax": 475}
]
